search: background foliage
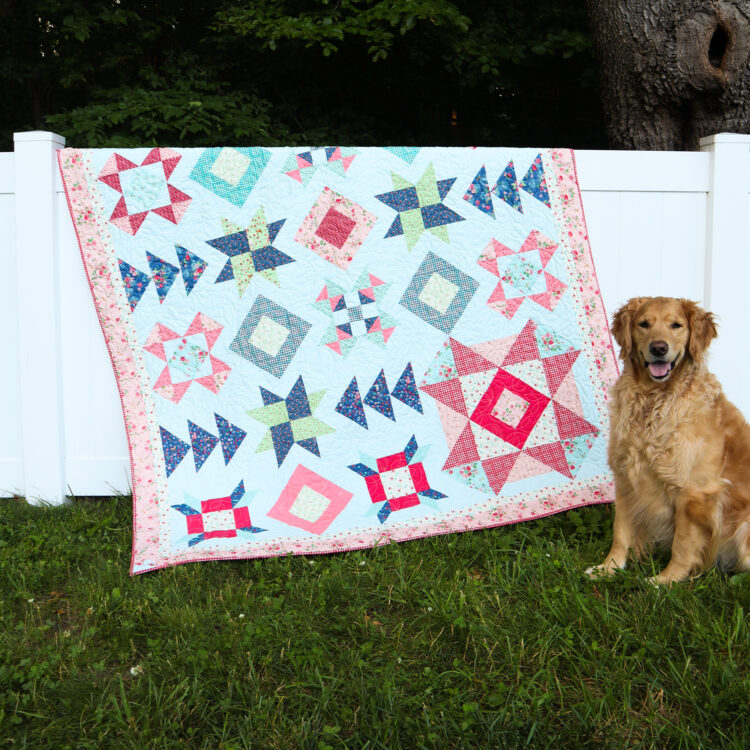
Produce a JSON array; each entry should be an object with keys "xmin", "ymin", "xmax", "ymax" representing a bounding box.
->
[{"xmin": 0, "ymin": 0, "xmax": 606, "ymax": 150}]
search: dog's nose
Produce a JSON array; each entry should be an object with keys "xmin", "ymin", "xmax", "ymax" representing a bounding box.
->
[{"xmin": 649, "ymin": 340, "xmax": 669, "ymax": 358}]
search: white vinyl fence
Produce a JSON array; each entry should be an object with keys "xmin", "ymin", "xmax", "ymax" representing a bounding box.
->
[{"xmin": 2, "ymin": 131, "xmax": 749, "ymax": 505}]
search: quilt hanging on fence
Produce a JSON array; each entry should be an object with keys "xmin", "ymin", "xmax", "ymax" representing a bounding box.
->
[{"xmin": 58, "ymin": 145, "xmax": 618, "ymax": 574}]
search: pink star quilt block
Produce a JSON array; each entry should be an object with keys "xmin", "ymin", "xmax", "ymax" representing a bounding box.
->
[{"xmin": 420, "ymin": 320, "xmax": 600, "ymax": 496}]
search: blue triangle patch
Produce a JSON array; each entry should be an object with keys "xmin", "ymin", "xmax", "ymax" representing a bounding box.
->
[
  {"xmin": 118, "ymin": 259, "xmax": 151, "ymax": 311},
  {"xmin": 463, "ymin": 165, "xmax": 495, "ymax": 218},
  {"xmin": 215, "ymin": 259, "xmax": 234, "ymax": 284},
  {"xmin": 335, "ymin": 378, "xmax": 368, "ymax": 429},
  {"xmin": 437, "ymin": 177, "xmax": 456, "ymax": 201},
  {"xmin": 519, "ymin": 154, "xmax": 551, "ymax": 207},
  {"xmin": 146, "ymin": 251, "xmax": 179, "ymax": 303},
  {"xmin": 364, "ymin": 370, "xmax": 395, "ymax": 421},
  {"xmin": 297, "ymin": 437, "xmax": 321, "ymax": 457},
  {"xmin": 260, "ymin": 386, "xmax": 283, "ymax": 406},
  {"xmin": 385, "ymin": 215, "xmax": 404, "ymax": 238},
  {"xmin": 160, "ymin": 426, "xmax": 190, "ymax": 477},
  {"xmin": 188, "ymin": 420, "xmax": 219, "ymax": 472},
  {"xmin": 215, "ymin": 414, "xmax": 247, "ymax": 465},
  {"xmin": 493, "ymin": 161, "xmax": 523, "ymax": 213},
  {"xmin": 267, "ymin": 219, "xmax": 286, "ymax": 244},
  {"xmin": 391, "ymin": 363, "xmax": 423, "ymax": 413},
  {"xmin": 175, "ymin": 245, "xmax": 207, "ymax": 295}
]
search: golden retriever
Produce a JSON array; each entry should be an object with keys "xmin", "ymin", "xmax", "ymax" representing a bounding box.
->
[{"xmin": 586, "ymin": 297, "xmax": 750, "ymax": 583}]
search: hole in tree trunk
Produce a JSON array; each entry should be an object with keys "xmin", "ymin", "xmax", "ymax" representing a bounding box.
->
[{"xmin": 708, "ymin": 25, "xmax": 729, "ymax": 68}]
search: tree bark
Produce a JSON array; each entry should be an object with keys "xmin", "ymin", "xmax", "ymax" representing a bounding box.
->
[{"xmin": 585, "ymin": 0, "xmax": 750, "ymax": 150}]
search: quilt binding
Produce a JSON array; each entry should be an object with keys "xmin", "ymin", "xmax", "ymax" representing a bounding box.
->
[{"xmin": 57, "ymin": 147, "xmax": 617, "ymax": 574}]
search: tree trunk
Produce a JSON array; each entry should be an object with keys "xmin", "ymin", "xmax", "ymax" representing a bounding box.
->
[{"xmin": 585, "ymin": 0, "xmax": 750, "ymax": 150}]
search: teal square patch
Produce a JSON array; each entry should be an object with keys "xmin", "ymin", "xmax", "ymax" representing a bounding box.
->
[{"xmin": 189, "ymin": 147, "xmax": 271, "ymax": 207}]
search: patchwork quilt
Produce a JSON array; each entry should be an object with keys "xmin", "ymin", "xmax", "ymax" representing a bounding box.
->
[{"xmin": 58, "ymin": 146, "xmax": 619, "ymax": 574}]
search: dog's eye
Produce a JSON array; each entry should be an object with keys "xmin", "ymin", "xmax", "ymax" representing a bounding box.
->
[
  {"xmin": 637, "ymin": 321, "xmax": 649, "ymax": 329},
  {"xmin": 670, "ymin": 322, "xmax": 682, "ymax": 329}
]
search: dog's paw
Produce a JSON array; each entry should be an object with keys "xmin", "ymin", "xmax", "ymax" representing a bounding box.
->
[{"xmin": 585, "ymin": 562, "xmax": 619, "ymax": 579}]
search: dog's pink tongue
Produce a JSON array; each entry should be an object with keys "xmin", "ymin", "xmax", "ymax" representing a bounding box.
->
[{"xmin": 648, "ymin": 362, "xmax": 670, "ymax": 378}]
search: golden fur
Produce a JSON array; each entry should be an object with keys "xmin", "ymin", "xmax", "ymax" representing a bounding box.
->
[{"xmin": 586, "ymin": 297, "xmax": 750, "ymax": 584}]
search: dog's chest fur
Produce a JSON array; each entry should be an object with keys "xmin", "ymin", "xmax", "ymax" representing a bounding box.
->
[{"xmin": 608, "ymin": 367, "xmax": 724, "ymax": 502}]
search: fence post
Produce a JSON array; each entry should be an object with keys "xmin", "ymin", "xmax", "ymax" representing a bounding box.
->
[
  {"xmin": 700, "ymin": 132, "xmax": 750, "ymax": 410},
  {"xmin": 13, "ymin": 131, "xmax": 67, "ymax": 505}
]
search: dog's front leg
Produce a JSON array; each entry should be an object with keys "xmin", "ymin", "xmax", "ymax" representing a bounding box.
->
[
  {"xmin": 586, "ymin": 481, "xmax": 636, "ymax": 578},
  {"xmin": 648, "ymin": 489, "xmax": 719, "ymax": 584}
]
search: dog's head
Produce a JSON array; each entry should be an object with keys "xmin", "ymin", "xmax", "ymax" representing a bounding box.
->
[{"xmin": 611, "ymin": 297, "xmax": 717, "ymax": 383}]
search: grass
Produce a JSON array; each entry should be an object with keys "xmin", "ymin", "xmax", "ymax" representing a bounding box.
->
[{"xmin": 2, "ymin": 498, "xmax": 750, "ymax": 748}]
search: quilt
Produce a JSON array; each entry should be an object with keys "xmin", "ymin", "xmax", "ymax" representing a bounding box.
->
[{"xmin": 57, "ymin": 146, "xmax": 618, "ymax": 574}]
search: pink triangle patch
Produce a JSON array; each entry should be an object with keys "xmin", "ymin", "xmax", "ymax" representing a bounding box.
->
[
  {"xmin": 98, "ymin": 173, "xmax": 123, "ymax": 193},
  {"xmin": 286, "ymin": 169, "xmax": 303, "ymax": 183},
  {"xmin": 420, "ymin": 378, "xmax": 468, "ymax": 416},
  {"xmin": 152, "ymin": 204, "xmax": 175, "ymax": 223},
  {"xmin": 502, "ymin": 321, "xmax": 540, "ymax": 365},
  {"xmin": 487, "ymin": 282, "xmax": 507, "ymax": 304},
  {"xmin": 443, "ymin": 423, "xmax": 480, "ymax": 470},
  {"xmin": 368, "ymin": 273, "xmax": 385, "ymax": 287},
  {"xmin": 478, "ymin": 256, "xmax": 500, "ymax": 277},
  {"xmin": 484, "ymin": 238, "xmax": 516, "ymax": 261},
  {"xmin": 529, "ymin": 292, "xmax": 554, "ymax": 311},
  {"xmin": 481, "ymin": 453, "xmax": 520, "ymax": 494},
  {"xmin": 154, "ymin": 366, "xmax": 175, "ymax": 390},
  {"xmin": 433, "ymin": 401, "xmax": 470, "ymax": 448},
  {"xmin": 545, "ymin": 272, "xmax": 567, "ymax": 296},
  {"xmin": 553, "ymin": 402, "xmax": 599, "ymax": 441},
  {"xmin": 524, "ymin": 442, "xmax": 572, "ymax": 479},
  {"xmin": 552, "ymin": 371, "xmax": 585, "ymax": 415},
  {"xmin": 542, "ymin": 350, "xmax": 580, "ymax": 396},
  {"xmin": 144, "ymin": 342, "xmax": 167, "ymax": 360},
  {"xmin": 381, "ymin": 327, "xmax": 396, "ymax": 343},
  {"xmin": 471, "ymin": 336, "xmax": 517, "ymax": 368},
  {"xmin": 209, "ymin": 354, "xmax": 231, "ymax": 374},
  {"xmin": 115, "ymin": 153, "xmax": 138, "ymax": 172},
  {"xmin": 341, "ymin": 155, "xmax": 356, "ymax": 171},
  {"xmin": 195, "ymin": 374, "xmax": 220, "ymax": 394},
  {"xmin": 157, "ymin": 323, "xmax": 181, "ymax": 341},
  {"xmin": 449, "ymin": 339, "xmax": 497, "ymax": 377},
  {"xmin": 326, "ymin": 340, "xmax": 343, "ymax": 355},
  {"xmin": 505, "ymin": 451, "xmax": 552, "ymax": 483}
]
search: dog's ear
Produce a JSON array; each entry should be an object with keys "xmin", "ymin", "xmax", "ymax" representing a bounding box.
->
[
  {"xmin": 611, "ymin": 298, "xmax": 645, "ymax": 360},
  {"xmin": 681, "ymin": 299, "xmax": 718, "ymax": 361}
]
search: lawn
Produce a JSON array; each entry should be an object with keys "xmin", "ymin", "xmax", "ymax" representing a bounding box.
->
[{"xmin": 1, "ymin": 497, "xmax": 749, "ymax": 748}]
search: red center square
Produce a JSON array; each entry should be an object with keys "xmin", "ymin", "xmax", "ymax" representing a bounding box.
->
[
  {"xmin": 315, "ymin": 207, "xmax": 357, "ymax": 249},
  {"xmin": 470, "ymin": 369, "xmax": 550, "ymax": 449}
]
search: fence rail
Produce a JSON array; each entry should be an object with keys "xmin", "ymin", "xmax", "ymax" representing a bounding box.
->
[{"xmin": 2, "ymin": 132, "xmax": 749, "ymax": 504}]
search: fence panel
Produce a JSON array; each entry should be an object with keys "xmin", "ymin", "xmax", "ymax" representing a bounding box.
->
[{"xmin": 1, "ymin": 133, "xmax": 749, "ymax": 503}]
